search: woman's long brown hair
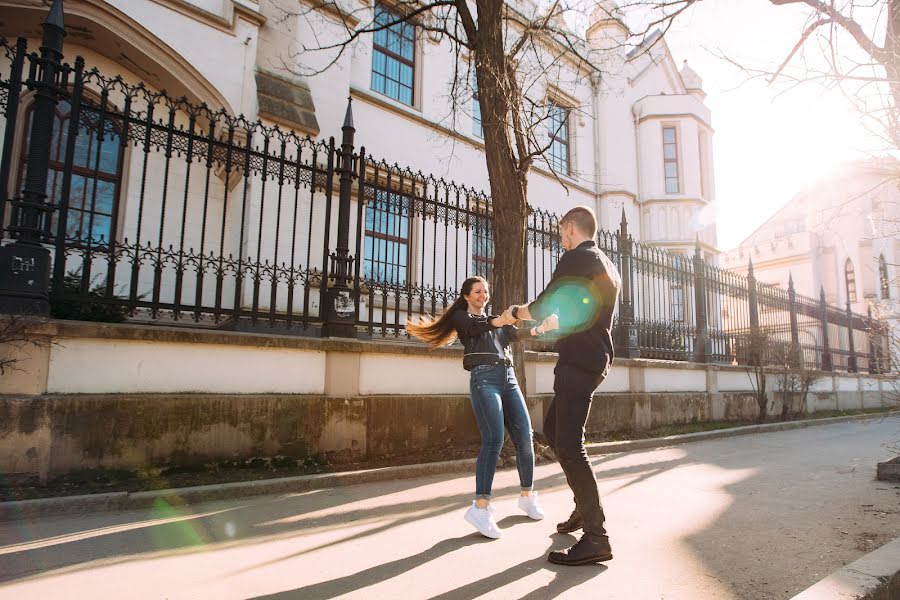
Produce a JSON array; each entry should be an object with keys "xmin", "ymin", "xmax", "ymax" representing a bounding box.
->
[{"xmin": 406, "ymin": 276, "xmax": 487, "ymax": 348}]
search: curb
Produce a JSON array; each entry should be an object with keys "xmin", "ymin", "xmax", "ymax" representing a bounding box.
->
[
  {"xmin": 585, "ymin": 411, "xmax": 899, "ymax": 456},
  {"xmin": 790, "ymin": 535, "xmax": 900, "ymax": 599},
  {"xmin": 1, "ymin": 411, "xmax": 895, "ymax": 523},
  {"xmin": 0, "ymin": 458, "xmax": 477, "ymax": 523}
]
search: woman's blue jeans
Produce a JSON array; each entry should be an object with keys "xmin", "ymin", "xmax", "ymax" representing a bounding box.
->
[{"xmin": 469, "ymin": 364, "xmax": 535, "ymax": 499}]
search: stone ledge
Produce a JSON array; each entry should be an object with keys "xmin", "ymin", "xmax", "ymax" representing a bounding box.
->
[
  {"xmin": 41, "ymin": 319, "xmax": 465, "ymax": 357},
  {"xmin": 877, "ymin": 456, "xmax": 900, "ymax": 482},
  {"xmin": 24, "ymin": 319, "xmax": 893, "ymax": 378}
]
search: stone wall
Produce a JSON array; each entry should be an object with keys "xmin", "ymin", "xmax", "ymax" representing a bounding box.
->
[{"xmin": 0, "ymin": 321, "xmax": 893, "ymax": 480}]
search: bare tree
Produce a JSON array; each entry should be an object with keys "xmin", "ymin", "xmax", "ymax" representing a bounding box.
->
[
  {"xmin": 771, "ymin": 341, "xmax": 821, "ymax": 420},
  {"xmin": 266, "ymin": 0, "xmax": 699, "ymax": 396},
  {"xmin": 0, "ymin": 315, "xmax": 53, "ymax": 377},
  {"xmin": 280, "ymin": 1, "xmax": 598, "ymax": 308},
  {"xmin": 738, "ymin": 329, "xmax": 774, "ymax": 422}
]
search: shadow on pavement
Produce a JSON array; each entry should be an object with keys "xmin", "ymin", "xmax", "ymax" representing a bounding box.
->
[{"xmin": 248, "ymin": 533, "xmax": 606, "ymax": 600}]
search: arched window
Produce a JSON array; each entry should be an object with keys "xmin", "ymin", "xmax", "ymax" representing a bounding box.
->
[
  {"xmin": 18, "ymin": 98, "xmax": 123, "ymax": 244},
  {"xmin": 845, "ymin": 258, "xmax": 857, "ymax": 303}
]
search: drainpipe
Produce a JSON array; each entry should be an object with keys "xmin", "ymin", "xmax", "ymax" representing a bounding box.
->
[
  {"xmin": 632, "ymin": 102, "xmax": 644, "ymax": 241},
  {"xmin": 590, "ymin": 72, "xmax": 602, "ymax": 221}
]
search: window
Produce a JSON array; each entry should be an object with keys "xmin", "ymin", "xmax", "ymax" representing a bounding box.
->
[
  {"xmin": 547, "ymin": 102, "xmax": 570, "ymax": 175},
  {"xmin": 785, "ymin": 218, "xmax": 804, "ymax": 235},
  {"xmin": 18, "ymin": 99, "xmax": 123, "ymax": 244},
  {"xmin": 364, "ymin": 189, "xmax": 410, "ymax": 285},
  {"xmin": 471, "ymin": 212, "xmax": 493, "ymax": 280},
  {"xmin": 880, "ymin": 254, "xmax": 891, "ymax": 300},
  {"xmin": 845, "ymin": 258, "xmax": 857, "ymax": 303},
  {"xmin": 472, "ymin": 76, "xmax": 483, "ymax": 139},
  {"xmin": 371, "ymin": 4, "xmax": 415, "ymax": 106},
  {"xmin": 663, "ymin": 126, "xmax": 680, "ymax": 194},
  {"xmin": 671, "ymin": 285, "xmax": 685, "ymax": 323}
]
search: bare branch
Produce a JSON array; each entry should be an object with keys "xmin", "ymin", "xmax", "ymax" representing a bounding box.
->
[
  {"xmin": 768, "ymin": 17, "xmax": 834, "ymax": 83},
  {"xmin": 769, "ymin": 0, "xmax": 886, "ymax": 62}
]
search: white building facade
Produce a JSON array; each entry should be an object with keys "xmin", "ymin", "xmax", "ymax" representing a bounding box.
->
[
  {"xmin": 0, "ymin": 0, "xmax": 719, "ymax": 243},
  {"xmin": 720, "ymin": 160, "xmax": 900, "ymax": 315}
]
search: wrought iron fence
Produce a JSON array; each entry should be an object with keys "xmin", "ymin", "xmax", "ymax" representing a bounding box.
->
[{"xmin": 0, "ymin": 29, "xmax": 888, "ymax": 373}]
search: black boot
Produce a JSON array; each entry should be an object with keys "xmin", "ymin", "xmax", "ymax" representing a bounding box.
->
[
  {"xmin": 556, "ymin": 509, "xmax": 584, "ymax": 534},
  {"xmin": 548, "ymin": 534, "xmax": 613, "ymax": 566}
]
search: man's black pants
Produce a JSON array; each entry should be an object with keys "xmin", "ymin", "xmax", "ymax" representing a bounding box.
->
[{"xmin": 544, "ymin": 361, "xmax": 607, "ymax": 538}]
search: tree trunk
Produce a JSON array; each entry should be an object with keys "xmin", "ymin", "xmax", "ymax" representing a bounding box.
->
[
  {"xmin": 473, "ymin": 0, "xmax": 530, "ymax": 396},
  {"xmin": 886, "ymin": 0, "xmax": 900, "ymax": 150},
  {"xmin": 755, "ymin": 369, "xmax": 768, "ymax": 423}
]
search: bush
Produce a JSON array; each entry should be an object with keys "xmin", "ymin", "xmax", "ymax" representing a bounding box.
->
[{"xmin": 50, "ymin": 270, "xmax": 130, "ymax": 323}]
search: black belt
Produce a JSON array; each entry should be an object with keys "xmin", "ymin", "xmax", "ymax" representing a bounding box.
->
[{"xmin": 477, "ymin": 358, "xmax": 511, "ymax": 367}]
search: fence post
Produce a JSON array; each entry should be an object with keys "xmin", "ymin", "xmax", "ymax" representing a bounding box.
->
[
  {"xmin": 322, "ymin": 98, "xmax": 358, "ymax": 338},
  {"xmin": 819, "ymin": 286, "xmax": 833, "ymax": 371},
  {"xmin": 846, "ymin": 300, "xmax": 857, "ymax": 372},
  {"xmin": 615, "ymin": 209, "xmax": 639, "ymax": 358},
  {"xmin": 866, "ymin": 305, "xmax": 879, "ymax": 374},
  {"xmin": 747, "ymin": 258, "xmax": 762, "ymax": 365},
  {"xmin": 788, "ymin": 273, "xmax": 801, "ymax": 367},
  {"xmin": 0, "ymin": 37, "xmax": 27, "ymax": 230},
  {"xmin": 692, "ymin": 237, "xmax": 708, "ymax": 363},
  {"xmin": 747, "ymin": 257, "xmax": 760, "ymax": 329},
  {"xmin": 0, "ymin": 0, "xmax": 65, "ymax": 315}
]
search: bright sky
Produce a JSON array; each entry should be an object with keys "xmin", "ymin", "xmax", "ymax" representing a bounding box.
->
[{"xmin": 659, "ymin": 0, "xmax": 883, "ymax": 249}]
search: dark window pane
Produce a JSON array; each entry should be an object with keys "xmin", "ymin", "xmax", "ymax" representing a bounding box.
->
[
  {"xmin": 94, "ymin": 180, "xmax": 116, "ymax": 214},
  {"xmin": 371, "ymin": 4, "xmax": 416, "ymax": 106},
  {"xmin": 89, "ymin": 214, "xmax": 112, "ymax": 242},
  {"xmin": 364, "ymin": 189, "xmax": 410, "ymax": 285},
  {"xmin": 68, "ymin": 174, "xmax": 86, "ymax": 210},
  {"xmin": 399, "ymin": 87, "xmax": 412, "ymax": 106},
  {"xmin": 20, "ymin": 99, "xmax": 122, "ymax": 244},
  {"xmin": 372, "ymin": 73, "xmax": 386, "ymax": 95},
  {"xmin": 73, "ymin": 129, "xmax": 92, "ymax": 168}
]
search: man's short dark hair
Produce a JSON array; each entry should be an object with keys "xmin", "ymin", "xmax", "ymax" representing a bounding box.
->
[{"xmin": 560, "ymin": 206, "xmax": 598, "ymax": 238}]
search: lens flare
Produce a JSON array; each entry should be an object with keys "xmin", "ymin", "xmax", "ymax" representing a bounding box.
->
[{"xmin": 148, "ymin": 497, "xmax": 210, "ymax": 549}]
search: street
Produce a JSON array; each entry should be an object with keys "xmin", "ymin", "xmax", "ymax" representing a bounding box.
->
[{"xmin": 1, "ymin": 418, "xmax": 898, "ymax": 599}]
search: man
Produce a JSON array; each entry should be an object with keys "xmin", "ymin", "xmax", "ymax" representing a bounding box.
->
[{"xmin": 511, "ymin": 205, "xmax": 621, "ymax": 566}]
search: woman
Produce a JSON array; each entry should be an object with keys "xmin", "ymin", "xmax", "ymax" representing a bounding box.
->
[{"xmin": 407, "ymin": 276, "xmax": 559, "ymax": 539}]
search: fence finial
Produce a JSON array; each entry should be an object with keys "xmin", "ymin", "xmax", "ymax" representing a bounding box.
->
[
  {"xmin": 342, "ymin": 97, "xmax": 354, "ymax": 130},
  {"xmin": 46, "ymin": 0, "xmax": 65, "ymax": 28}
]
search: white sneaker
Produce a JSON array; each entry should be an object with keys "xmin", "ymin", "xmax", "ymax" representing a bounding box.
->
[
  {"xmin": 518, "ymin": 492, "xmax": 545, "ymax": 520},
  {"xmin": 464, "ymin": 502, "xmax": 502, "ymax": 538}
]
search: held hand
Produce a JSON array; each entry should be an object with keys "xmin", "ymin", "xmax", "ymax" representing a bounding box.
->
[
  {"xmin": 498, "ymin": 307, "xmax": 515, "ymax": 326},
  {"xmin": 541, "ymin": 314, "xmax": 559, "ymax": 332}
]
